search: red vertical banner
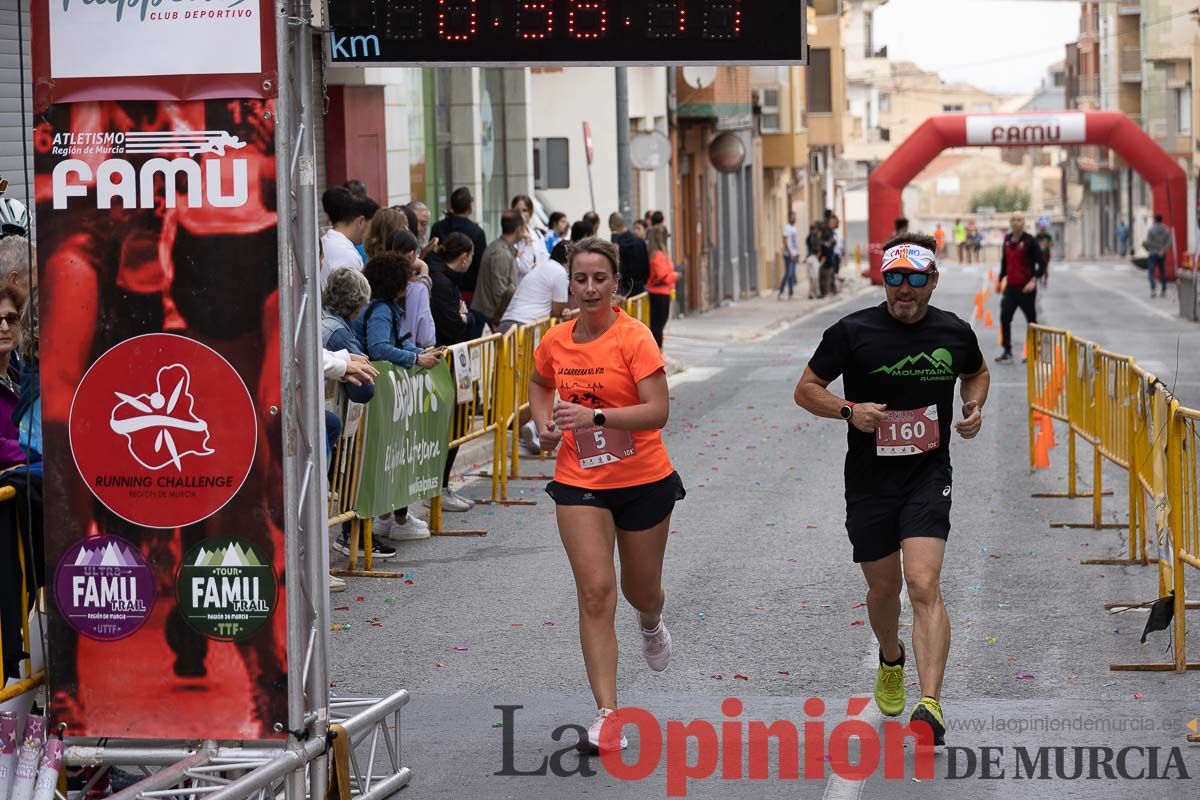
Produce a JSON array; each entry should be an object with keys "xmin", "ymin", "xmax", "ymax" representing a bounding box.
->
[{"xmin": 35, "ymin": 98, "xmax": 286, "ymax": 739}]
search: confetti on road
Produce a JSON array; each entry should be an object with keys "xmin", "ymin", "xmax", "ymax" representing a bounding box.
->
[
  {"xmin": 1015, "ymin": 673, "xmax": 1035, "ymax": 680},
  {"xmin": 985, "ymin": 636, "xmax": 998, "ymax": 644},
  {"xmin": 851, "ymin": 620, "xmax": 866, "ymax": 626},
  {"xmin": 734, "ymin": 674, "xmax": 749, "ymax": 681},
  {"xmin": 453, "ymin": 645, "xmax": 469, "ymax": 652},
  {"xmin": 1134, "ymin": 692, "xmax": 1144, "ymax": 700}
]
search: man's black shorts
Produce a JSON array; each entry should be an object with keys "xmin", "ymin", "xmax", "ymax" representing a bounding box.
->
[
  {"xmin": 546, "ymin": 472, "xmax": 686, "ymax": 532},
  {"xmin": 845, "ymin": 459, "xmax": 952, "ymax": 563}
]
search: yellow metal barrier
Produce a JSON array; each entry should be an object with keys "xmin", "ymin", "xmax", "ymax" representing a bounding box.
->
[
  {"xmin": 624, "ymin": 292, "xmax": 651, "ymax": 327},
  {"xmin": 505, "ymin": 318, "xmax": 555, "ymax": 492},
  {"xmin": 429, "ymin": 333, "xmax": 506, "ymax": 536},
  {"xmin": 0, "ymin": 484, "xmax": 46, "ymax": 705},
  {"xmin": 1168, "ymin": 402, "xmax": 1200, "ymax": 672}
]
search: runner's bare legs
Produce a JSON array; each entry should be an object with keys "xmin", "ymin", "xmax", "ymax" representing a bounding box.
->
[
  {"xmin": 901, "ymin": 537, "xmax": 950, "ymax": 699},
  {"xmin": 557, "ymin": 505, "xmax": 620, "ymax": 710},
  {"xmin": 860, "ymin": 551, "xmax": 903, "ymax": 664}
]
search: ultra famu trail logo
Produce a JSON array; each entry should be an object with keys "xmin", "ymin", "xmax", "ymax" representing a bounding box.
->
[{"xmin": 872, "ymin": 348, "xmax": 955, "ymax": 381}]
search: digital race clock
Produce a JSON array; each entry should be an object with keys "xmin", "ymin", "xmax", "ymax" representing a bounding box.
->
[{"xmin": 324, "ymin": 1, "xmax": 806, "ymax": 67}]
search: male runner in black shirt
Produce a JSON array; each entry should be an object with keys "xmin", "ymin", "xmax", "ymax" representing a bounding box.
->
[{"xmin": 794, "ymin": 233, "xmax": 990, "ymax": 746}]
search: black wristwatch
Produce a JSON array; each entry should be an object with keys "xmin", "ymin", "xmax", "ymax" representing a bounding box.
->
[
  {"xmin": 839, "ymin": 403, "xmax": 855, "ymax": 421},
  {"xmin": 593, "ymin": 408, "xmax": 607, "ymax": 427}
]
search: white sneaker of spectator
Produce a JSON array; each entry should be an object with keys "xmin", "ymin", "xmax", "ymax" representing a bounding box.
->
[
  {"xmin": 389, "ymin": 511, "xmax": 431, "ymax": 540},
  {"xmin": 329, "ymin": 574, "xmax": 347, "ymax": 593},
  {"xmin": 440, "ymin": 488, "xmax": 474, "ymax": 512},
  {"xmin": 519, "ymin": 420, "xmax": 542, "ymax": 456},
  {"xmin": 374, "ymin": 513, "xmax": 394, "ymax": 537}
]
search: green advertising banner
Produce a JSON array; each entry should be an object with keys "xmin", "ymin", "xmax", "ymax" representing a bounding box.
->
[{"xmin": 354, "ymin": 361, "xmax": 455, "ymax": 518}]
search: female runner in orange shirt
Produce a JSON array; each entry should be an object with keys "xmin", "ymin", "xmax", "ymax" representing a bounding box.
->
[{"xmin": 530, "ymin": 237, "xmax": 685, "ymax": 754}]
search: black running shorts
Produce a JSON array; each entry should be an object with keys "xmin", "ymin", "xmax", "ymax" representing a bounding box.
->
[
  {"xmin": 546, "ymin": 472, "xmax": 686, "ymax": 532},
  {"xmin": 845, "ymin": 459, "xmax": 953, "ymax": 563}
]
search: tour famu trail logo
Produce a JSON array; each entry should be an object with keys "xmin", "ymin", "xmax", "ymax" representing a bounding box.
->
[
  {"xmin": 872, "ymin": 348, "xmax": 955, "ymax": 381},
  {"xmin": 177, "ymin": 538, "xmax": 276, "ymax": 641},
  {"xmin": 54, "ymin": 535, "xmax": 156, "ymax": 641}
]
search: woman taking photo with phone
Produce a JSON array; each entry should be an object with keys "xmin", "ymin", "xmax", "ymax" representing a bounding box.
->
[{"xmin": 528, "ymin": 237, "xmax": 685, "ymax": 754}]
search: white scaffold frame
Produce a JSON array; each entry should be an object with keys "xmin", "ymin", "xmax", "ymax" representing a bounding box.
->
[{"xmin": 55, "ymin": 1, "xmax": 413, "ymax": 798}]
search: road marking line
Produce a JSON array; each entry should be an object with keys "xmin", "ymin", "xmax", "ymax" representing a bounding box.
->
[
  {"xmin": 667, "ymin": 367, "xmax": 724, "ymax": 388},
  {"xmin": 821, "ymin": 586, "xmax": 910, "ymax": 800}
]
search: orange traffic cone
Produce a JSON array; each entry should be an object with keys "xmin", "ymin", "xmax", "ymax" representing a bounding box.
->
[
  {"xmin": 1044, "ymin": 415, "xmax": 1057, "ymax": 450},
  {"xmin": 1022, "ymin": 339, "xmax": 1028, "ymax": 361},
  {"xmin": 984, "ymin": 310, "xmax": 994, "ymax": 328},
  {"xmin": 987, "ymin": 268, "xmax": 995, "ymax": 283},
  {"xmin": 974, "ymin": 292, "xmax": 985, "ymax": 320},
  {"xmin": 1033, "ymin": 414, "xmax": 1052, "ymax": 469}
]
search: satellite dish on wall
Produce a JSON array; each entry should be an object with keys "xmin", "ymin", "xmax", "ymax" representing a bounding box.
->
[
  {"xmin": 630, "ymin": 132, "xmax": 672, "ymax": 171},
  {"xmin": 681, "ymin": 67, "xmax": 718, "ymax": 90}
]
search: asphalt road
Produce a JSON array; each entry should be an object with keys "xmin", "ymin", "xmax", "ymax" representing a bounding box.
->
[{"xmin": 328, "ymin": 261, "xmax": 1200, "ymax": 799}]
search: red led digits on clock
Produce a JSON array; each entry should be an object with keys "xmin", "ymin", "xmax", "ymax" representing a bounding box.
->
[
  {"xmin": 703, "ymin": 0, "xmax": 743, "ymax": 40},
  {"xmin": 382, "ymin": 1, "xmax": 424, "ymax": 40},
  {"xmin": 568, "ymin": 0, "xmax": 607, "ymax": 40},
  {"xmin": 438, "ymin": 0, "xmax": 477, "ymax": 41},
  {"xmin": 516, "ymin": 1, "xmax": 554, "ymax": 40},
  {"xmin": 647, "ymin": 0, "xmax": 686, "ymax": 38}
]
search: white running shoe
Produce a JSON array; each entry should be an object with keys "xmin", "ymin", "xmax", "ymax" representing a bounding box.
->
[
  {"xmin": 389, "ymin": 513, "xmax": 431, "ymax": 540},
  {"xmin": 329, "ymin": 574, "xmax": 347, "ymax": 593},
  {"xmin": 641, "ymin": 617, "xmax": 672, "ymax": 672},
  {"xmin": 582, "ymin": 708, "xmax": 628, "ymax": 754},
  {"xmin": 440, "ymin": 488, "xmax": 474, "ymax": 512},
  {"xmin": 520, "ymin": 420, "xmax": 542, "ymax": 455}
]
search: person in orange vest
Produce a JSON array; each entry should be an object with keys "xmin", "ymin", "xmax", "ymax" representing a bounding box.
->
[{"xmin": 933, "ymin": 224, "xmax": 946, "ymax": 259}]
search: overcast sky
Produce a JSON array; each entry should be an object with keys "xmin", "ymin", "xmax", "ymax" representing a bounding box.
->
[{"xmin": 873, "ymin": 0, "xmax": 1081, "ymax": 95}]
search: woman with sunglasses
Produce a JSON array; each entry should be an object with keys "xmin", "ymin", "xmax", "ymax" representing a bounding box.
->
[{"xmin": 793, "ymin": 232, "xmax": 990, "ymax": 750}]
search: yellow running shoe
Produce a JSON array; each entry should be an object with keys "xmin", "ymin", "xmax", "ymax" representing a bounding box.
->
[
  {"xmin": 873, "ymin": 643, "xmax": 906, "ymax": 717},
  {"xmin": 910, "ymin": 696, "xmax": 946, "ymax": 747}
]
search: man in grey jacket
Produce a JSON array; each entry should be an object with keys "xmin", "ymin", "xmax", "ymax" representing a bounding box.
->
[{"xmin": 1144, "ymin": 214, "xmax": 1172, "ymax": 298}]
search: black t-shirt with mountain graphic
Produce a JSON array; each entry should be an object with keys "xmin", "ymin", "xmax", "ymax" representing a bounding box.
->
[{"xmin": 809, "ymin": 302, "xmax": 983, "ymax": 480}]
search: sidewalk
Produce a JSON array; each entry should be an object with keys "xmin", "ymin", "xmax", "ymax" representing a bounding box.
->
[{"xmin": 665, "ymin": 270, "xmax": 872, "ymax": 344}]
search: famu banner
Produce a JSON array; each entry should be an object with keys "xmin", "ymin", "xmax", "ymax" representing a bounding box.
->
[
  {"xmin": 355, "ymin": 362, "xmax": 454, "ymax": 519},
  {"xmin": 37, "ymin": 99, "xmax": 285, "ymax": 740}
]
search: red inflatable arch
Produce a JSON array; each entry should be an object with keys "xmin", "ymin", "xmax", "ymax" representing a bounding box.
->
[{"xmin": 868, "ymin": 111, "xmax": 1188, "ymax": 284}]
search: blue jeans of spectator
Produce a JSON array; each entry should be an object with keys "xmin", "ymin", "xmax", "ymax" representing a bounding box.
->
[
  {"xmin": 1147, "ymin": 253, "xmax": 1167, "ymax": 293},
  {"xmin": 778, "ymin": 255, "xmax": 797, "ymax": 297},
  {"xmin": 324, "ymin": 410, "xmax": 341, "ymax": 461}
]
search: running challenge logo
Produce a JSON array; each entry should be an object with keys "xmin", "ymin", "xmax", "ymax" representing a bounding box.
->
[
  {"xmin": 51, "ymin": 130, "xmax": 250, "ymax": 210},
  {"xmin": 871, "ymin": 348, "xmax": 956, "ymax": 381},
  {"xmin": 494, "ymin": 702, "xmax": 1195, "ymax": 796},
  {"xmin": 109, "ymin": 364, "xmax": 214, "ymax": 471},
  {"xmin": 69, "ymin": 334, "xmax": 258, "ymax": 530}
]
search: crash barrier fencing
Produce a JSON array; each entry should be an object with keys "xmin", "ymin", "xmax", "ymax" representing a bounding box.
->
[
  {"xmin": 331, "ymin": 295, "xmax": 652, "ymax": 573},
  {"xmin": 0, "ymin": 485, "xmax": 46, "ymax": 707},
  {"xmin": 1026, "ymin": 324, "xmax": 1200, "ymax": 677}
]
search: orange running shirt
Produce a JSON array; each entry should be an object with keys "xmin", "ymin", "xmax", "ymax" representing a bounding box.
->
[{"xmin": 534, "ymin": 308, "xmax": 674, "ymax": 489}]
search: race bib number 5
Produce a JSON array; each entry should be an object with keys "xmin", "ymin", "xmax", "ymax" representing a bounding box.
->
[
  {"xmin": 876, "ymin": 405, "xmax": 940, "ymax": 456},
  {"xmin": 577, "ymin": 426, "xmax": 636, "ymax": 469}
]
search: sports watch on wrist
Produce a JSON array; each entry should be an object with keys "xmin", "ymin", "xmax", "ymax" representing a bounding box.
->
[
  {"xmin": 593, "ymin": 408, "xmax": 607, "ymax": 427},
  {"xmin": 839, "ymin": 402, "xmax": 855, "ymax": 421}
]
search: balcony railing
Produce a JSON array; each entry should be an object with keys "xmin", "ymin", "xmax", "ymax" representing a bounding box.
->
[{"xmin": 1118, "ymin": 0, "xmax": 1142, "ymax": 15}]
